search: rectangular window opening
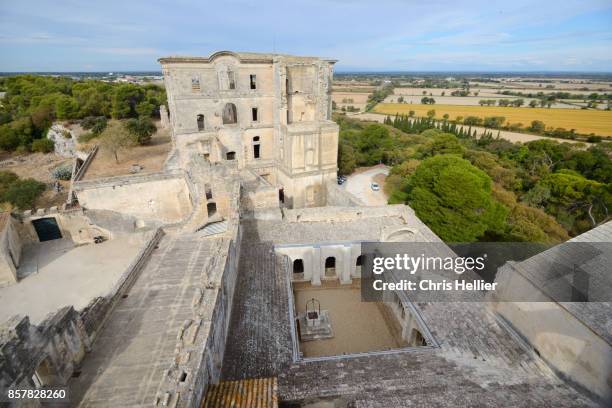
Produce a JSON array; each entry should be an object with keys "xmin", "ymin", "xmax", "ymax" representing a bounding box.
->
[
  {"xmin": 250, "ymin": 74, "xmax": 257, "ymax": 90},
  {"xmin": 252, "ymin": 107, "xmax": 258, "ymax": 122}
]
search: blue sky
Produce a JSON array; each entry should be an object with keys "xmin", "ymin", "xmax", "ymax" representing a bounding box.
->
[{"xmin": 1, "ymin": 0, "xmax": 611, "ymax": 72}]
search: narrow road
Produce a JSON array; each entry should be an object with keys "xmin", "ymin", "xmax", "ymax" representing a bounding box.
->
[{"xmin": 343, "ymin": 165, "xmax": 389, "ymax": 206}]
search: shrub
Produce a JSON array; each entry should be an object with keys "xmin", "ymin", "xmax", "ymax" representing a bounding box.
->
[
  {"xmin": 31, "ymin": 138, "xmax": 55, "ymax": 153},
  {"xmin": 81, "ymin": 116, "xmax": 107, "ymax": 134},
  {"xmin": 2, "ymin": 179, "xmax": 45, "ymax": 209},
  {"xmin": 52, "ymin": 165, "xmax": 72, "ymax": 180},
  {"xmin": 78, "ymin": 132, "xmax": 98, "ymax": 143},
  {"xmin": 124, "ymin": 118, "xmax": 156, "ymax": 145},
  {"xmin": 0, "ymin": 171, "xmax": 19, "ymax": 197}
]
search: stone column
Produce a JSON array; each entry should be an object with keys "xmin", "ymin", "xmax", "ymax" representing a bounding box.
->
[
  {"xmin": 340, "ymin": 244, "xmax": 352, "ymax": 284},
  {"xmin": 310, "ymin": 246, "xmax": 322, "ymax": 286}
]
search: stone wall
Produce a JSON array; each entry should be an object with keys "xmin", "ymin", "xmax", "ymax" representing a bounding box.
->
[
  {"xmin": 490, "ymin": 265, "xmax": 612, "ymax": 402},
  {"xmin": 155, "ymin": 208, "xmax": 243, "ymax": 408},
  {"xmin": 282, "ymin": 204, "xmax": 410, "ymax": 223},
  {"xmin": 17, "ymin": 208, "xmax": 113, "ymax": 246},
  {"xmin": 0, "ymin": 214, "xmax": 23, "ymax": 288},
  {"xmin": 0, "ymin": 307, "xmax": 90, "ymax": 401},
  {"xmin": 74, "ymin": 172, "xmax": 193, "ymax": 224},
  {"xmin": 46, "ymin": 124, "xmax": 77, "ymax": 158}
]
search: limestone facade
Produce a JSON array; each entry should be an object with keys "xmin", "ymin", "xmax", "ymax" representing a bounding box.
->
[{"xmin": 159, "ymin": 51, "xmax": 339, "ymax": 208}]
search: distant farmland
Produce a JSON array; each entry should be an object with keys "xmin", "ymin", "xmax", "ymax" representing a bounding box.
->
[{"xmin": 373, "ymin": 103, "xmax": 612, "ymax": 136}]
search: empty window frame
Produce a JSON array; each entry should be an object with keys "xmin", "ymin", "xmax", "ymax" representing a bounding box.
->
[
  {"xmin": 252, "ymin": 136, "xmax": 260, "ymax": 159},
  {"xmin": 226, "ymin": 151, "xmax": 236, "ymax": 160},
  {"xmin": 222, "ymin": 103, "xmax": 237, "ymax": 124},
  {"xmin": 228, "ymin": 70, "xmax": 236, "ymax": 90},
  {"xmin": 250, "ymin": 74, "xmax": 257, "ymax": 90},
  {"xmin": 197, "ymin": 114, "xmax": 205, "ymax": 131},
  {"xmin": 251, "ymin": 107, "xmax": 258, "ymax": 122},
  {"xmin": 207, "ymin": 202, "xmax": 217, "ymax": 217}
]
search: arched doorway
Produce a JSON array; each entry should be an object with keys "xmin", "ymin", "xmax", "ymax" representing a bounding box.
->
[{"xmin": 324, "ymin": 257, "xmax": 336, "ymax": 277}]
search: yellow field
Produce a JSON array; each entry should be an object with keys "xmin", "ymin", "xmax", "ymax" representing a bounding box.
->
[{"xmin": 373, "ymin": 103, "xmax": 612, "ymax": 136}]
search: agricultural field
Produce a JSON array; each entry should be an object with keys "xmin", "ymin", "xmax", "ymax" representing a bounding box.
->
[
  {"xmin": 373, "ymin": 103, "xmax": 612, "ymax": 136},
  {"xmin": 331, "ymin": 91, "xmax": 370, "ymax": 111},
  {"xmin": 384, "ymin": 94, "xmax": 574, "ymax": 109}
]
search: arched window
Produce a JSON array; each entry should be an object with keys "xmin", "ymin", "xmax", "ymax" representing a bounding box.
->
[
  {"xmin": 293, "ymin": 259, "xmax": 304, "ymax": 274},
  {"xmin": 252, "ymin": 136, "xmax": 260, "ymax": 159},
  {"xmin": 324, "ymin": 256, "xmax": 336, "ymax": 277},
  {"xmin": 197, "ymin": 114, "xmax": 205, "ymax": 131},
  {"xmin": 356, "ymin": 255, "xmax": 363, "ymax": 266},
  {"xmin": 222, "ymin": 103, "xmax": 237, "ymax": 124}
]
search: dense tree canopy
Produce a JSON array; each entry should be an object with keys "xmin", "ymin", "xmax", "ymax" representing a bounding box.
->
[
  {"xmin": 336, "ymin": 114, "xmax": 611, "ymax": 241},
  {"xmin": 0, "ymin": 75, "xmax": 166, "ymax": 152},
  {"xmin": 405, "ymin": 155, "xmax": 508, "ymax": 242}
]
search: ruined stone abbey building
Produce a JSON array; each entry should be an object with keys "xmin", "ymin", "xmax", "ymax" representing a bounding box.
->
[
  {"xmin": 0, "ymin": 51, "xmax": 610, "ymax": 408},
  {"xmin": 160, "ymin": 51, "xmax": 339, "ymax": 208}
]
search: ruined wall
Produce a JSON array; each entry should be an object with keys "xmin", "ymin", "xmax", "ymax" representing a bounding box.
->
[
  {"xmin": 283, "ymin": 204, "xmax": 410, "ymax": 223},
  {"xmin": 0, "ymin": 215, "xmax": 22, "ymax": 287},
  {"xmin": 160, "ymin": 52, "xmax": 340, "ymax": 209},
  {"xmin": 46, "ymin": 124, "xmax": 77, "ymax": 158},
  {"xmin": 0, "ymin": 307, "xmax": 90, "ymax": 397},
  {"xmin": 17, "ymin": 209, "xmax": 113, "ymax": 246},
  {"xmin": 156, "ymin": 190, "xmax": 243, "ymax": 408},
  {"xmin": 74, "ymin": 173, "xmax": 193, "ymax": 224}
]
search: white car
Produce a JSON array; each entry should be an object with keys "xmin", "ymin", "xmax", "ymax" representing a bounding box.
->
[{"xmin": 371, "ymin": 182, "xmax": 380, "ymax": 191}]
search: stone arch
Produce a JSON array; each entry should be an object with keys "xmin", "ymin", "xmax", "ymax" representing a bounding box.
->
[
  {"xmin": 384, "ymin": 228, "xmax": 418, "ymax": 242},
  {"xmin": 222, "ymin": 103, "xmax": 237, "ymax": 124},
  {"xmin": 32, "ymin": 357, "xmax": 58, "ymax": 388},
  {"xmin": 252, "ymin": 136, "xmax": 261, "ymax": 159},
  {"xmin": 355, "ymin": 255, "xmax": 363, "ymax": 275},
  {"xmin": 293, "ymin": 259, "xmax": 304, "ymax": 274}
]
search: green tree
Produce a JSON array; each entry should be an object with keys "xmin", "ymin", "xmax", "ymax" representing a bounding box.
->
[
  {"xmin": 31, "ymin": 138, "xmax": 55, "ymax": 153},
  {"xmin": 135, "ymin": 101, "xmax": 155, "ymax": 118},
  {"xmin": 405, "ymin": 155, "xmax": 508, "ymax": 241},
  {"xmin": 2, "ymin": 178, "xmax": 45, "ymax": 209},
  {"xmin": 99, "ymin": 121, "xmax": 137, "ymax": 163},
  {"xmin": 529, "ymin": 120, "xmax": 546, "ymax": 133},
  {"xmin": 419, "ymin": 132, "xmax": 464, "ymax": 157},
  {"xmin": 111, "ymin": 84, "xmax": 144, "ymax": 119},
  {"xmin": 55, "ymin": 95, "xmax": 79, "ymax": 119},
  {"xmin": 124, "ymin": 118, "xmax": 156, "ymax": 145},
  {"xmin": 338, "ymin": 143, "xmax": 357, "ymax": 175}
]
